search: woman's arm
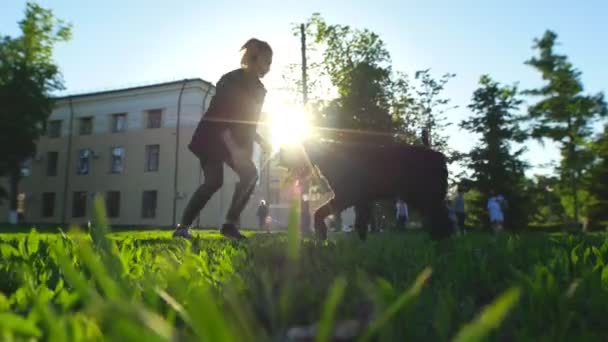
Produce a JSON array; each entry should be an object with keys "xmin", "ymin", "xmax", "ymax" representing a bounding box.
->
[{"xmin": 255, "ymin": 132, "xmax": 272, "ymax": 154}]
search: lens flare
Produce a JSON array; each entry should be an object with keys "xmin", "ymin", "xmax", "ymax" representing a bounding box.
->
[{"xmin": 266, "ymin": 100, "xmax": 312, "ymax": 154}]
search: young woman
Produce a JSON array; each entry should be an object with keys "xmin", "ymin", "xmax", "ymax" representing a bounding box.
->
[
  {"xmin": 487, "ymin": 190, "xmax": 505, "ymax": 233},
  {"xmin": 173, "ymin": 38, "xmax": 273, "ymax": 240}
]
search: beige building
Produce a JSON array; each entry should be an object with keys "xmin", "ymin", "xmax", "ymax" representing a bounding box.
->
[{"xmin": 0, "ymin": 79, "xmax": 301, "ymax": 229}]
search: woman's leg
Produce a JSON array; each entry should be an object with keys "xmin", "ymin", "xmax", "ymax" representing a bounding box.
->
[
  {"xmin": 179, "ymin": 159, "xmax": 224, "ymax": 227},
  {"xmin": 225, "ymin": 158, "xmax": 258, "ymax": 225}
]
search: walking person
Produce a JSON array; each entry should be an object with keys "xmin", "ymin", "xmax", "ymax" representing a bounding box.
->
[
  {"xmin": 257, "ymin": 200, "xmax": 269, "ymax": 231},
  {"xmin": 173, "ymin": 38, "xmax": 273, "ymax": 240},
  {"xmin": 454, "ymin": 187, "xmax": 466, "ymax": 234},
  {"xmin": 395, "ymin": 198, "xmax": 409, "ymax": 230},
  {"xmin": 487, "ymin": 190, "xmax": 505, "ymax": 233},
  {"xmin": 446, "ymin": 198, "xmax": 458, "ymax": 233}
]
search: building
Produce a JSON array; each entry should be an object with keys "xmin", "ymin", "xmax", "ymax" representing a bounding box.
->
[{"xmin": 0, "ymin": 78, "xmax": 301, "ymax": 229}]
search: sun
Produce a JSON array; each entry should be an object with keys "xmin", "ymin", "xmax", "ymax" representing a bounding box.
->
[{"xmin": 264, "ymin": 99, "xmax": 313, "ymax": 154}]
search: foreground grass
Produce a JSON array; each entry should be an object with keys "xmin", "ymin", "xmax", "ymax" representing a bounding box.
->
[{"xmin": 1, "ymin": 202, "xmax": 608, "ymax": 341}]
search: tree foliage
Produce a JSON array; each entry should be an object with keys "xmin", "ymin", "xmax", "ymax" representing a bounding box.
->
[
  {"xmin": 524, "ymin": 30, "xmax": 607, "ymax": 224},
  {"xmin": 0, "ymin": 3, "xmax": 71, "ymax": 211},
  {"xmin": 282, "ymin": 14, "xmax": 459, "ymax": 227},
  {"xmin": 460, "ymin": 75, "xmax": 528, "ymax": 230},
  {"xmin": 586, "ymin": 125, "xmax": 608, "ymax": 229}
]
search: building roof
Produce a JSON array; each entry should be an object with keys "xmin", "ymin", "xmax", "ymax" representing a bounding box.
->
[{"xmin": 54, "ymin": 78, "xmax": 215, "ymax": 101}]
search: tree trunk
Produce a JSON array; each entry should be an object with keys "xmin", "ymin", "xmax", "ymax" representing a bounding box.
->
[
  {"xmin": 567, "ymin": 121, "xmax": 580, "ymax": 229},
  {"xmin": 572, "ymin": 169, "xmax": 580, "ymax": 227},
  {"xmin": 8, "ymin": 168, "xmax": 20, "ymax": 225}
]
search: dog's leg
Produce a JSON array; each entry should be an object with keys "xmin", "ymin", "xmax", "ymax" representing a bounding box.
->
[
  {"xmin": 354, "ymin": 202, "xmax": 372, "ymax": 241},
  {"xmin": 421, "ymin": 199, "xmax": 452, "ymax": 240}
]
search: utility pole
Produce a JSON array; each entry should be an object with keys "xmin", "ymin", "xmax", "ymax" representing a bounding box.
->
[
  {"xmin": 301, "ymin": 24, "xmax": 309, "ymax": 105},
  {"xmin": 300, "ymin": 23, "xmax": 311, "ymax": 234}
]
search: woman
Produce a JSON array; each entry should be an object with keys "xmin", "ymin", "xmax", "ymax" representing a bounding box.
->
[
  {"xmin": 256, "ymin": 200, "xmax": 269, "ymax": 231},
  {"xmin": 487, "ymin": 190, "xmax": 505, "ymax": 233},
  {"xmin": 395, "ymin": 198, "xmax": 409, "ymax": 230},
  {"xmin": 173, "ymin": 38, "xmax": 273, "ymax": 240}
]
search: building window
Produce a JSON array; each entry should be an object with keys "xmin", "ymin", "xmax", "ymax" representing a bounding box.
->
[
  {"xmin": 269, "ymin": 187, "xmax": 281, "ymax": 205},
  {"xmin": 111, "ymin": 113, "xmax": 127, "ymax": 132},
  {"xmin": 142, "ymin": 190, "xmax": 157, "ymax": 218},
  {"xmin": 17, "ymin": 193, "xmax": 26, "ymax": 218},
  {"xmin": 20, "ymin": 158, "xmax": 32, "ymax": 177},
  {"xmin": 48, "ymin": 120, "xmax": 62, "ymax": 138},
  {"xmin": 147, "ymin": 109, "xmax": 162, "ymax": 129},
  {"xmin": 47, "ymin": 151, "xmax": 59, "ymax": 176},
  {"xmin": 72, "ymin": 191, "xmax": 87, "ymax": 218},
  {"xmin": 110, "ymin": 147, "xmax": 125, "ymax": 174},
  {"xmin": 77, "ymin": 149, "xmax": 91, "ymax": 175},
  {"xmin": 106, "ymin": 191, "xmax": 121, "ymax": 218},
  {"xmin": 42, "ymin": 192, "xmax": 55, "ymax": 218},
  {"xmin": 145, "ymin": 145, "xmax": 160, "ymax": 172},
  {"xmin": 79, "ymin": 117, "xmax": 93, "ymax": 135}
]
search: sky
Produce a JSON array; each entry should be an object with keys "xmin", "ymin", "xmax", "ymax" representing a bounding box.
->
[{"xmin": 2, "ymin": 0, "xmax": 607, "ymax": 177}]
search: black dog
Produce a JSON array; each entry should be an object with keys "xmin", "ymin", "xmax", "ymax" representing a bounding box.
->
[{"xmin": 280, "ymin": 139, "xmax": 453, "ymax": 240}]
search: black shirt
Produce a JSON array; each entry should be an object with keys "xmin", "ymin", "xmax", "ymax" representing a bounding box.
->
[{"xmin": 189, "ymin": 68, "xmax": 266, "ymax": 158}]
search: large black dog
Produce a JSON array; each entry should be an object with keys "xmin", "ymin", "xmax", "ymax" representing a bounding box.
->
[{"xmin": 280, "ymin": 139, "xmax": 453, "ymax": 240}]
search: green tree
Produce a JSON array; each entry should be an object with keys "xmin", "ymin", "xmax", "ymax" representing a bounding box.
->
[
  {"xmin": 0, "ymin": 3, "xmax": 71, "ymax": 221},
  {"xmin": 525, "ymin": 175, "xmax": 566, "ymax": 225},
  {"xmin": 283, "ymin": 14, "xmax": 401, "ymax": 232},
  {"xmin": 524, "ymin": 30, "xmax": 607, "ymax": 226},
  {"xmin": 460, "ymin": 75, "xmax": 528, "ymax": 230},
  {"xmin": 282, "ymin": 14, "xmax": 460, "ymax": 231},
  {"xmin": 411, "ymin": 69, "xmax": 457, "ymax": 155},
  {"xmin": 586, "ymin": 125, "xmax": 608, "ymax": 229},
  {"xmin": 308, "ymin": 14, "xmax": 396, "ymax": 142}
]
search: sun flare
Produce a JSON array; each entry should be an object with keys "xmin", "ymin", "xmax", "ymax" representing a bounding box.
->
[{"xmin": 264, "ymin": 100, "xmax": 313, "ymax": 154}]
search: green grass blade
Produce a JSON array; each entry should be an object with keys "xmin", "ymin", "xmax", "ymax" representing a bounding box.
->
[
  {"xmin": 0, "ymin": 312, "xmax": 42, "ymax": 338},
  {"xmin": 52, "ymin": 242, "xmax": 98, "ymax": 304},
  {"xmin": 359, "ymin": 267, "xmax": 432, "ymax": 342},
  {"xmin": 316, "ymin": 276, "xmax": 347, "ymax": 342},
  {"xmin": 76, "ymin": 240, "xmax": 124, "ymax": 300},
  {"xmin": 452, "ymin": 287, "xmax": 521, "ymax": 342},
  {"xmin": 287, "ymin": 198, "xmax": 301, "ymax": 261}
]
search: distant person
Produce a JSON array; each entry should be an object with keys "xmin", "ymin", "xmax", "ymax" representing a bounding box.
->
[
  {"xmin": 421, "ymin": 128, "xmax": 430, "ymax": 148},
  {"xmin": 257, "ymin": 200, "xmax": 269, "ymax": 231},
  {"xmin": 454, "ymin": 187, "xmax": 466, "ymax": 233},
  {"xmin": 487, "ymin": 190, "xmax": 506, "ymax": 232},
  {"xmin": 446, "ymin": 199, "xmax": 458, "ymax": 233},
  {"xmin": 173, "ymin": 38, "xmax": 273, "ymax": 240},
  {"xmin": 396, "ymin": 198, "xmax": 409, "ymax": 229}
]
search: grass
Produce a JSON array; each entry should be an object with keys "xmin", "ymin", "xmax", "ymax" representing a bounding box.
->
[{"xmin": 1, "ymin": 197, "xmax": 608, "ymax": 341}]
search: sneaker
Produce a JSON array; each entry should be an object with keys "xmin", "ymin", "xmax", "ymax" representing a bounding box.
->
[
  {"xmin": 173, "ymin": 225, "xmax": 193, "ymax": 239},
  {"xmin": 220, "ymin": 223, "xmax": 246, "ymax": 240}
]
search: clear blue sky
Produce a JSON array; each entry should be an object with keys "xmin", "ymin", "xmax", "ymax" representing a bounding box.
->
[{"xmin": 2, "ymin": 0, "xmax": 607, "ymax": 176}]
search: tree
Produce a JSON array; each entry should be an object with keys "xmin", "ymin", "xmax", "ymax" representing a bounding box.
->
[
  {"xmin": 586, "ymin": 125, "xmax": 608, "ymax": 229},
  {"xmin": 308, "ymin": 14, "xmax": 396, "ymax": 142},
  {"xmin": 281, "ymin": 14, "xmax": 460, "ymax": 231},
  {"xmin": 525, "ymin": 175, "xmax": 566, "ymax": 225},
  {"xmin": 524, "ymin": 30, "xmax": 607, "ymax": 226},
  {"xmin": 0, "ymin": 3, "xmax": 71, "ymax": 222},
  {"xmin": 282, "ymin": 14, "xmax": 400, "ymax": 233},
  {"xmin": 460, "ymin": 75, "xmax": 528, "ymax": 230},
  {"xmin": 411, "ymin": 69, "xmax": 457, "ymax": 155}
]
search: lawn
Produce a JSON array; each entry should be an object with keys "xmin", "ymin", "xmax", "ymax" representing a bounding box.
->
[{"xmin": 1, "ymin": 202, "xmax": 608, "ymax": 341}]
